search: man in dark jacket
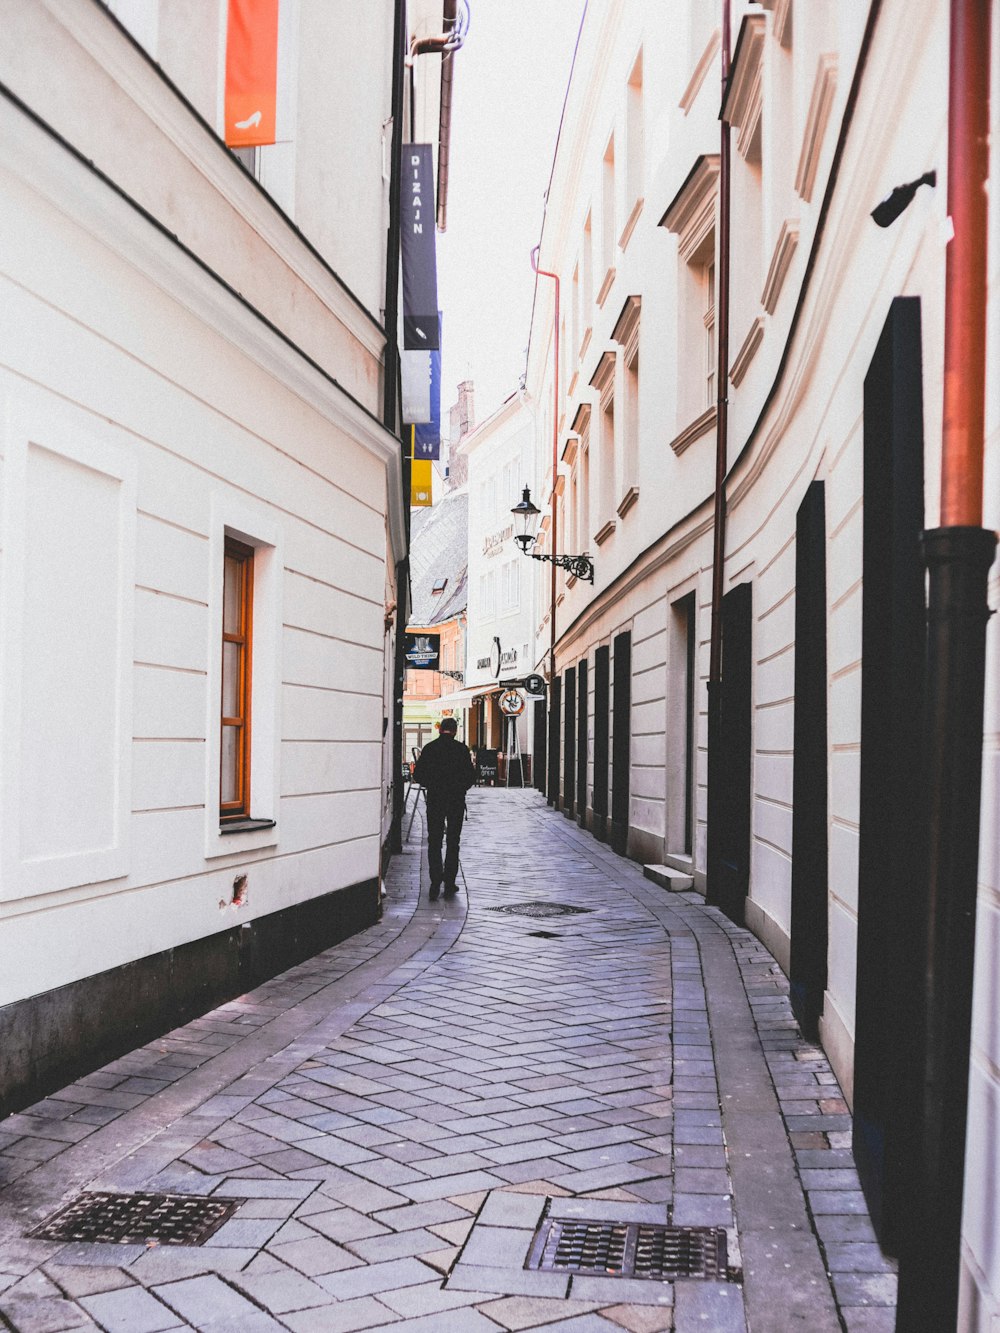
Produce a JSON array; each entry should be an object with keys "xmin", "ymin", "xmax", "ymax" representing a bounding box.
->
[{"xmin": 412, "ymin": 717, "xmax": 475, "ymax": 899}]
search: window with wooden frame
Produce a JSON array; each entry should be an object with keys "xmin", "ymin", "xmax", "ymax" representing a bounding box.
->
[{"xmin": 220, "ymin": 537, "xmax": 254, "ymax": 821}]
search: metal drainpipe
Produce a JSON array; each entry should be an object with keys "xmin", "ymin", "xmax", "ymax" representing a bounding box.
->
[
  {"xmin": 705, "ymin": 0, "xmax": 732, "ymax": 908},
  {"xmin": 895, "ymin": 0, "xmax": 996, "ymax": 1326},
  {"xmin": 386, "ymin": 0, "xmax": 408, "ymax": 855}
]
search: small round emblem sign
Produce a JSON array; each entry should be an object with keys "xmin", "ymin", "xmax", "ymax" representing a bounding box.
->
[
  {"xmin": 498, "ymin": 689, "xmax": 525, "ymax": 717},
  {"xmin": 524, "ymin": 673, "xmax": 546, "ymax": 696}
]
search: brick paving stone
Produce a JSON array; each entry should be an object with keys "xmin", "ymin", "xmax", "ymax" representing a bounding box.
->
[
  {"xmin": 78, "ymin": 1285, "xmax": 180, "ymax": 1332},
  {"xmin": 599, "ymin": 1304, "xmax": 674, "ymax": 1332},
  {"xmin": 232, "ymin": 1269, "xmax": 332, "ymax": 1312},
  {"xmin": 0, "ymin": 1296, "xmax": 102, "ymax": 1331},
  {"xmin": 282, "ymin": 1295, "xmax": 399, "ymax": 1332}
]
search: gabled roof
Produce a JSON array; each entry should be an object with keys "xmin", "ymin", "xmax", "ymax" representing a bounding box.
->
[{"xmin": 408, "ymin": 489, "xmax": 469, "ymax": 626}]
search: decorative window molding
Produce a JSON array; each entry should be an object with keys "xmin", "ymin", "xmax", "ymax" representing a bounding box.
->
[
  {"xmin": 761, "ymin": 218, "xmax": 800, "ymax": 314},
  {"xmin": 594, "ymin": 518, "xmax": 617, "ymax": 546},
  {"xmin": 572, "ymin": 402, "xmax": 592, "ymax": 436},
  {"xmin": 617, "ymin": 485, "xmax": 640, "ymax": 518},
  {"xmin": 730, "ymin": 315, "xmax": 766, "ymax": 387},
  {"xmin": 669, "ymin": 405, "xmax": 716, "ymax": 457},
  {"xmin": 795, "ymin": 54, "xmax": 838, "ymax": 202},
  {"xmin": 680, "ymin": 27, "xmax": 721, "ymax": 113},
  {"xmin": 590, "ymin": 349, "xmax": 617, "ymax": 406},
  {"xmin": 720, "ymin": 14, "xmax": 766, "ymax": 160},
  {"xmin": 580, "ymin": 326, "xmax": 593, "ymax": 361},
  {"xmin": 568, "ymin": 368, "xmax": 579, "ymax": 398},
  {"xmin": 204, "ymin": 496, "xmax": 282, "ymax": 860},
  {"xmin": 561, "ymin": 433, "xmax": 580, "ymax": 467},
  {"xmin": 660, "ymin": 156, "xmax": 720, "ymax": 262},
  {"xmin": 759, "ymin": 0, "xmax": 793, "ymax": 49},
  {"xmin": 0, "ymin": 400, "xmax": 136, "ymax": 902},
  {"xmin": 597, "ymin": 265, "xmax": 616, "ymax": 308},
  {"xmin": 553, "ymin": 471, "xmax": 567, "ymax": 497},
  {"xmin": 618, "ymin": 196, "xmax": 644, "ymax": 252},
  {"xmin": 612, "ymin": 294, "xmax": 642, "ymax": 365}
]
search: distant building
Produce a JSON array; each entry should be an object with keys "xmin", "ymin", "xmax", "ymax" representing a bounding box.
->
[
  {"xmin": 403, "ymin": 489, "xmax": 469, "ymax": 760},
  {"xmin": 457, "ymin": 393, "xmax": 538, "ymax": 781}
]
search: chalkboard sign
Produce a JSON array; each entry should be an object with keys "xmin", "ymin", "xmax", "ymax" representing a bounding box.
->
[{"xmin": 476, "ymin": 748, "xmax": 498, "ymax": 786}]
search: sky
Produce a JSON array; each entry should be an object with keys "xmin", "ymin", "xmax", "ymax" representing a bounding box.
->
[{"xmin": 437, "ymin": 0, "xmax": 587, "ymax": 430}]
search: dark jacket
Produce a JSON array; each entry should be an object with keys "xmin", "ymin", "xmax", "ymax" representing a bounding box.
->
[{"xmin": 413, "ymin": 735, "xmax": 475, "ymax": 800}]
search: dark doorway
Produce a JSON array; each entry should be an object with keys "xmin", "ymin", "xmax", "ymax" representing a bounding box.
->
[
  {"xmin": 708, "ymin": 582, "xmax": 752, "ymax": 925},
  {"xmin": 593, "ymin": 645, "xmax": 610, "ymax": 842},
  {"xmin": 546, "ymin": 676, "xmax": 561, "ymax": 807},
  {"xmin": 610, "ymin": 631, "xmax": 632, "ymax": 855},
  {"xmin": 533, "ymin": 698, "xmax": 547, "ymax": 793},
  {"xmin": 563, "ymin": 667, "xmax": 577, "ymax": 817},
  {"xmin": 576, "ymin": 659, "xmax": 589, "ymax": 826},
  {"xmin": 789, "ymin": 481, "xmax": 828, "ymax": 1040},
  {"xmin": 853, "ymin": 296, "xmax": 925, "ymax": 1253}
]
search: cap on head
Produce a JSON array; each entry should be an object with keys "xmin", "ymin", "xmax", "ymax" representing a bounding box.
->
[{"xmin": 439, "ymin": 717, "xmax": 458, "ymax": 734}]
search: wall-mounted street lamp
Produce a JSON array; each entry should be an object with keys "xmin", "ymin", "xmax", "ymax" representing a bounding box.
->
[{"xmin": 511, "ymin": 486, "xmax": 595, "ymax": 584}]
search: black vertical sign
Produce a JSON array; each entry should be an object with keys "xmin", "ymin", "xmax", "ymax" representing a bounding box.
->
[{"xmin": 401, "ymin": 146, "xmax": 440, "ymax": 351}]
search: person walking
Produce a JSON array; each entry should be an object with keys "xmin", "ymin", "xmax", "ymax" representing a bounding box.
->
[{"xmin": 412, "ymin": 717, "xmax": 476, "ymax": 900}]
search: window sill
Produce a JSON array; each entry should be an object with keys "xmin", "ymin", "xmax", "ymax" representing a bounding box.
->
[
  {"xmin": 617, "ymin": 485, "xmax": 639, "ymax": 518},
  {"xmin": 220, "ymin": 818, "xmax": 277, "ymax": 835},
  {"xmin": 669, "ymin": 405, "xmax": 716, "ymax": 457},
  {"xmin": 618, "ymin": 197, "xmax": 644, "ymax": 252}
]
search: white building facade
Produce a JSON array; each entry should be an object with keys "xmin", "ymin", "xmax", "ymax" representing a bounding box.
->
[
  {"xmin": 458, "ymin": 394, "xmax": 539, "ymax": 773},
  {"xmin": 524, "ymin": 0, "xmax": 999, "ymax": 1323},
  {"xmin": 0, "ymin": 0, "xmax": 445, "ymax": 1116}
]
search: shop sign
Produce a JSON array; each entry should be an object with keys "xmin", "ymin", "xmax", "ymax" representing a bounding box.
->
[
  {"xmin": 499, "ymin": 689, "xmax": 525, "ymax": 717},
  {"xmin": 483, "ymin": 524, "xmax": 513, "ymax": 558},
  {"xmin": 404, "ymin": 633, "xmax": 440, "ymax": 669}
]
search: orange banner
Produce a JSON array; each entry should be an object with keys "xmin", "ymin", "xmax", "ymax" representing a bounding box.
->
[{"xmin": 225, "ymin": 0, "xmax": 279, "ymax": 147}]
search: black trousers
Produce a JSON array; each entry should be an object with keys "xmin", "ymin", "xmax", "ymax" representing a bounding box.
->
[{"xmin": 426, "ymin": 793, "xmax": 465, "ymax": 887}]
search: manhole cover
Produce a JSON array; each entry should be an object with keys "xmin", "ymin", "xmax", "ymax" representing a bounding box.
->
[
  {"xmin": 526, "ymin": 1218, "xmax": 729, "ymax": 1281},
  {"xmin": 29, "ymin": 1192, "xmax": 240, "ymax": 1246},
  {"xmin": 487, "ymin": 902, "xmax": 593, "ymax": 918}
]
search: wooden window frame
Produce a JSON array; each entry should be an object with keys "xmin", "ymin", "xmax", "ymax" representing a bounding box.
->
[{"xmin": 220, "ymin": 536, "xmax": 254, "ymax": 822}]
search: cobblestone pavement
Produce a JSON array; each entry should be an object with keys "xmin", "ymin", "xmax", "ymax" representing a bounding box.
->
[{"xmin": 0, "ymin": 790, "xmax": 896, "ymax": 1332}]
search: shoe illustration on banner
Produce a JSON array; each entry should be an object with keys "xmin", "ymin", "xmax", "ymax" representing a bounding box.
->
[{"xmin": 235, "ymin": 110, "xmax": 262, "ymax": 130}]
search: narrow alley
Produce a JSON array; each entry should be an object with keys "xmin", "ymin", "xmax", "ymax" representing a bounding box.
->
[{"xmin": 0, "ymin": 791, "xmax": 894, "ymax": 1333}]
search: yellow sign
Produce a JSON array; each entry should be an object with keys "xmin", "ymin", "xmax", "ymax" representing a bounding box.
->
[{"xmin": 411, "ymin": 458, "xmax": 433, "ymax": 507}]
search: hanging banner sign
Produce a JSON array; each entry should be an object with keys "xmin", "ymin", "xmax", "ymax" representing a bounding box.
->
[
  {"xmin": 404, "ymin": 634, "xmax": 440, "ymax": 669},
  {"xmin": 411, "ymin": 458, "xmax": 433, "ymax": 506},
  {"xmin": 414, "ymin": 316, "xmax": 442, "ymax": 460},
  {"xmin": 401, "ymin": 350, "xmax": 432, "ymax": 424},
  {"xmin": 401, "ymin": 146, "xmax": 440, "ymax": 350},
  {"xmin": 225, "ymin": 0, "xmax": 279, "ymax": 147}
]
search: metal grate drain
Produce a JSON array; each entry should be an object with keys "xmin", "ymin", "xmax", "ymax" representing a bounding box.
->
[
  {"xmin": 29, "ymin": 1192, "xmax": 240, "ymax": 1246},
  {"xmin": 527, "ymin": 1218, "xmax": 729, "ymax": 1281},
  {"xmin": 487, "ymin": 902, "xmax": 593, "ymax": 918}
]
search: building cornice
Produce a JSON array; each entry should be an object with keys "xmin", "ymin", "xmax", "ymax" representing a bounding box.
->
[
  {"xmin": 721, "ymin": 13, "xmax": 766, "ymax": 160},
  {"xmin": 611, "ymin": 295, "xmax": 641, "ymax": 364},
  {"xmin": 660, "ymin": 155, "xmax": 720, "ymax": 262}
]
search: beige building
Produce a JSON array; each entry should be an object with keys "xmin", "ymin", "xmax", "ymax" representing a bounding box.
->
[{"xmin": 524, "ymin": 0, "xmax": 999, "ymax": 1324}]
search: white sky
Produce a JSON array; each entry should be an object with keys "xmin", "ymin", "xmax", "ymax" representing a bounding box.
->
[{"xmin": 437, "ymin": 0, "xmax": 587, "ymax": 429}]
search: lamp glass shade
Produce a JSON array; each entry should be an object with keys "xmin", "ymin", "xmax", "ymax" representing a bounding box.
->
[{"xmin": 511, "ymin": 486, "xmax": 541, "ymax": 544}]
